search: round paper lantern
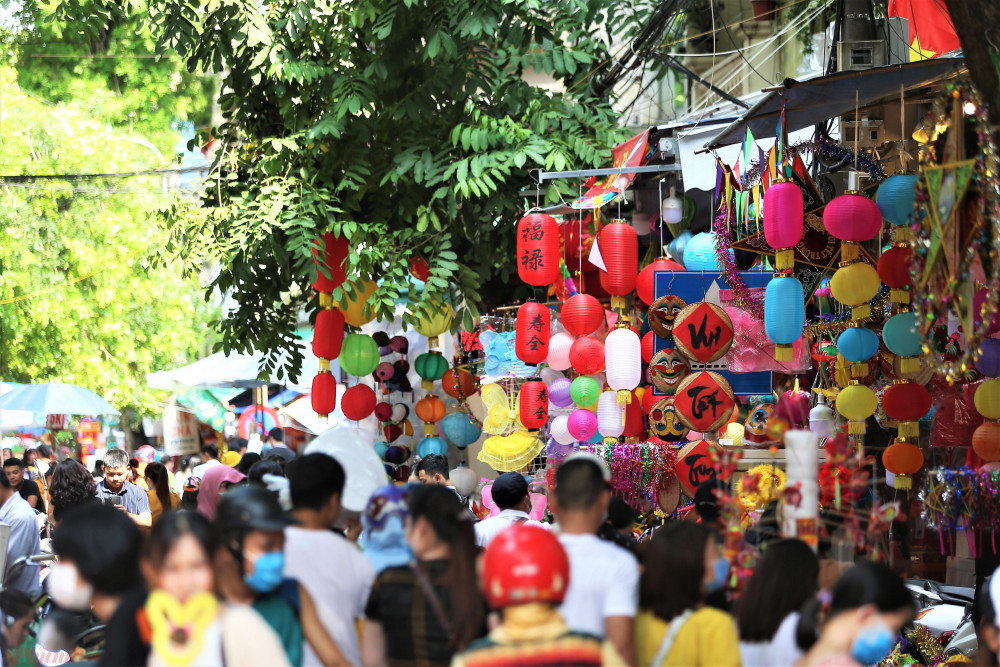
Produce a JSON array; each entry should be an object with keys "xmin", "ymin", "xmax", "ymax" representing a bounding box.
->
[
  {"xmin": 823, "ymin": 193, "xmax": 883, "ymax": 242},
  {"xmin": 384, "ymin": 443, "xmax": 407, "ymax": 463},
  {"xmin": 549, "ymin": 377, "xmax": 573, "ymax": 407},
  {"xmin": 877, "ymin": 245, "xmax": 913, "ymax": 305},
  {"xmin": 723, "ymin": 422, "xmax": 744, "ymax": 447},
  {"xmin": 674, "ymin": 301, "xmax": 735, "ymax": 363},
  {"xmin": 976, "ymin": 380, "xmax": 1000, "ymax": 420},
  {"xmin": 649, "ymin": 295, "xmax": 688, "ymax": 339},
  {"xmin": 374, "ymin": 441, "xmax": 390, "ymax": 459},
  {"xmin": 674, "ymin": 371, "xmax": 736, "ymax": 432},
  {"xmin": 876, "ymin": 173, "xmax": 918, "ymax": 226},
  {"xmin": 882, "ymin": 441, "xmax": 923, "ymax": 489},
  {"xmin": 550, "ymin": 415, "xmax": 575, "ymax": 445},
  {"xmin": 311, "ymin": 371, "xmax": 337, "ymax": 417},
  {"xmin": 883, "ymin": 382, "xmax": 931, "ymax": 438},
  {"xmin": 374, "ymin": 362, "xmax": 395, "ymax": 382},
  {"xmin": 976, "ymin": 339, "xmax": 1000, "ymax": 378},
  {"xmin": 517, "ymin": 212, "xmax": 561, "ymax": 286},
  {"xmin": 667, "ymin": 230, "xmax": 692, "ymax": 265},
  {"xmin": 415, "ymin": 395, "xmax": 447, "ymax": 423},
  {"xmin": 836, "ymin": 326, "xmax": 879, "ymax": 377},
  {"xmin": 516, "ymin": 302, "xmax": 551, "ymax": 365},
  {"xmin": 570, "ymin": 376, "xmax": 601, "ymax": 407},
  {"xmin": 441, "ymin": 411, "xmax": 481, "ymax": 448},
  {"xmin": 415, "ymin": 351, "xmax": 449, "ymax": 390},
  {"xmin": 883, "ymin": 311, "xmax": 922, "ymax": 373},
  {"xmin": 763, "ymin": 180, "xmax": 804, "ymax": 270},
  {"xmin": 313, "ymin": 308, "xmax": 346, "ymax": 360},
  {"xmin": 641, "ymin": 331, "xmax": 656, "ymax": 364},
  {"xmin": 569, "ymin": 337, "xmax": 605, "ymax": 375},
  {"xmin": 649, "ymin": 397, "xmax": 689, "ymax": 441},
  {"xmin": 442, "ymin": 368, "xmax": 477, "ymax": 399},
  {"xmin": 973, "ymin": 422, "xmax": 1000, "ymax": 462},
  {"xmin": 675, "ymin": 440, "xmax": 717, "ymax": 496},
  {"xmin": 374, "ymin": 402, "xmax": 393, "ymax": 422},
  {"xmin": 567, "ymin": 409, "xmax": 598, "ymax": 441},
  {"xmin": 312, "ymin": 232, "xmax": 350, "ymax": 294},
  {"xmin": 519, "ymin": 379, "xmax": 549, "ymax": 431},
  {"xmin": 598, "ymin": 220, "xmax": 638, "ymax": 309},
  {"xmin": 830, "ymin": 262, "xmax": 880, "ymax": 321},
  {"xmin": 339, "ymin": 280, "xmax": 378, "ymax": 326},
  {"xmin": 417, "ymin": 436, "xmax": 448, "ymax": 458},
  {"xmin": 342, "ymin": 384, "xmax": 377, "ymax": 421},
  {"xmin": 764, "ymin": 276, "xmax": 805, "ymax": 361},
  {"xmin": 605, "ymin": 326, "xmax": 641, "ymax": 402},
  {"xmin": 413, "ymin": 303, "xmax": 454, "ymax": 339},
  {"xmin": 637, "ymin": 258, "xmax": 685, "ymax": 306},
  {"xmin": 683, "ymin": 232, "xmax": 730, "ymax": 272},
  {"xmin": 561, "ymin": 294, "xmax": 604, "ymax": 337},
  {"xmin": 389, "ymin": 336, "xmax": 408, "ymax": 354},
  {"xmin": 597, "ymin": 391, "xmax": 625, "ymax": 440},
  {"xmin": 836, "ymin": 383, "xmax": 878, "ymax": 434},
  {"xmin": 340, "ymin": 334, "xmax": 380, "ymax": 377},
  {"xmin": 546, "ymin": 333, "xmax": 574, "ymax": 371},
  {"xmin": 409, "ymin": 256, "xmax": 430, "ymax": 282},
  {"xmin": 649, "ymin": 348, "xmax": 690, "ymax": 395},
  {"xmin": 641, "ymin": 386, "xmax": 658, "ymax": 414}
]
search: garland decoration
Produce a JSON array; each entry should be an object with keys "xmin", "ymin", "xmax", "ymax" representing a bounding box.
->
[
  {"xmin": 713, "ymin": 203, "xmax": 765, "ymax": 320},
  {"xmin": 582, "ymin": 440, "xmax": 677, "ymax": 505}
]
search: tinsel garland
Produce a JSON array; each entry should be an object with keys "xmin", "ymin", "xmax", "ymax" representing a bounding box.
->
[
  {"xmin": 582, "ymin": 440, "xmax": 677, "ymax": 505},
  {"xmin": 738, "ymin": 137, "xmax": 887, "ymax": 190},
  {"xmin": 713, "ymin": 203, "xmax": 765, "ymax": 319}
]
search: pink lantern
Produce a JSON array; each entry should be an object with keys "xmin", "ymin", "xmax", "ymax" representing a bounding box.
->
[
  {"xmin": 823, "ymin": 193, "xmax": 882, "ymax": 262},
  {"xmin": 568, "ymin": 409, "xmax": 598, "ymax": 441},
  {"xmin": 546, "ymin": 332, "xmax": 575, "ymax": 371},
  {"xmin": 763, "ymin": 180, "xmax": 803, "ymax": 271}
]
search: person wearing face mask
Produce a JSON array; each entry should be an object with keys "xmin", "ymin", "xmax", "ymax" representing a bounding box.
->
[
  {"xmin": 214, "ymin": 485, "xmax": 346, "ymax": 667},
  {"xmin": 795, "ymin": 561, "xmax": 914, "ymax": 667},
  {"xmin": 636, "ymin": 522, "xmax": 741, "ymax": 667}
]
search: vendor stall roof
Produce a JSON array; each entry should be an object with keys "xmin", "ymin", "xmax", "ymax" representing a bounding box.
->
[{"xmin": 704, "ymin": 57, "xmax": 965, "ymax": 150}]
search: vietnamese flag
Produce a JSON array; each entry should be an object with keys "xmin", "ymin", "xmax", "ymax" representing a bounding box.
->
[{"xmin": 888, "ymin": 0, "xmax": 960, "ymax": 60}]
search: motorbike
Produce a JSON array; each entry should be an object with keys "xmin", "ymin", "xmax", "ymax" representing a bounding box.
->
[{"xmin": 905, "ymin": 578, "xmax": 978, "ymax": 660}]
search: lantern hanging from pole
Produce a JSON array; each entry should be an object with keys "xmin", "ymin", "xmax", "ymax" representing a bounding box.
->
[
  {"xmin": 882, "ymin": 381, "xmax": 931, "ymax": 439},
  {"xmin": 442, "ymin": 367, "xmax": 478, "ymax": 399},
  {"xmin": 597, "ymin": 391, "xmax": 625, "ymax": 442},
  {"xmin": 517, "ymin": 212, "xmax": 561, "ymax": 286},
  {"xmin": 975, "ymin": 380, "xmax": 1000, "ymax": 420},
  {"xmin": 569, "ymin": 336, "xmax": 605, "ymax": 375},
  {"xmin": 763, "ymin": 179, "xmax": 804, "ymax": 271},
  {"xmin": 567, "ymin": 409, "xmax": 598, "ymax": 441},
  {"xmin": 560, "ymin": 294, "xmax": 605, "ymax": 337},
  {"xmin": 415, "ymin": 395, "xmax": 447, "ymax": 435},
  {"xmin": 441, "ymin": 411, "xmax": 482, "ymax": 448},
  {"xmin": 835, "ymin": 383, "xmax": 878, "ymax": 434},
  {"xmin": 415, "ymin": 351, "xmax": 449, "ymax": 391},
  {"xmin": 597, "ymin": 219, "xmax": 638, "ymax": 310},
  {"xmin": 636, "ymin": 258, "xmax": 685, "ymax": 306},
  {"xmin": 519, "ymin": 379, "xmax": 549, "ymax": 431},
  {"xmin": 605, "ymin": 325, "xmax": 641, "ymax": 405},
  {"xmin": 339, "ymin": 280, "xmax": 379, "ymax": 327},
  {"xmin": 313, "ymin": 308, "xmax": 346, "ymax": 360},
  {"xmin": 973, "ymin": 421, "xmax": 1000, "ymax": 463},
  {"xmin": 413, "ymin": 303, "xmax": 454, "ymax": 347},
  {"xmin": 836, "ymin": 326, "xmax": 879, "ymax": 378},
  {"xmin": 823, "ymin": 192, "xmax": 883, "ymax": 263},
  {"xmin": 883, "ymin": 311, "xmax": 922, "ymax": 373},
  {"xmin": 311, "ymin": 371, "xmax": 337, "ymax": 418},
  {"xmin": 516, "ymin": 301, "xmax": 551, "ymax": 366},
  {"xmin": 877, "ymin": 245, "xmax": 913, "ymax": 305},
  {"xmin": 570, "ymin": 376, "xmax": 601, "ymax": 407},
  {"xmin": 882, "ymin": 440, "xmax": 923, "ymax": 490}
]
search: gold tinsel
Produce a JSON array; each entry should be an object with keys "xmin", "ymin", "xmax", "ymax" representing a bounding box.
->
[{"xmin": 905, "ymin": 624, "xmax": 944, "ymax": 665}]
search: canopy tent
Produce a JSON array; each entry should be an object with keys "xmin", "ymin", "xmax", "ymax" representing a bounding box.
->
[
  {"xmin": 0, "ymin": 382, "xmax": 119, "ymax": 416},
  {"xmin": 704, "ymin": 57, "xmax": 965, "ymax": 150},
  {"xmin": 0, "ymin": 383, "xmax": 39, "ymax": 429}
]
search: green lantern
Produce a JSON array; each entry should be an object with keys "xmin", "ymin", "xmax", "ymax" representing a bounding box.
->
[
  {"xmin": 570, "ymin": 376, "xmax": 600, "ymax": 407},
  {"xmin": 415, "ymin": 351, "xmax": 449, "ymax": 391},
  {"xmin": 340, "ymin": 333, "xmax": 379, "ymax": 377}
]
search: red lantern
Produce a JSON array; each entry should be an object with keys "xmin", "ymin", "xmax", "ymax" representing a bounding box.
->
[
  {"xmin": 623, "ymin": 391, "xmax": 645, "ymax": 438},
  {"xmin": 517, "ymin": 213, "xmax": 561, "ymax": 286},
  {"xmin": 374, "ymin": 402, "xmax": 393, "ymax": 422},
  {"xmin": 342, "ymin": 384, "xmax": 377, "ymax": 421},
  {"xmin": 312, "ymin": 232, "xmax": 350, "ymax": 294},
  {"xmin": 442, "ymin": 368, "xmax": 478, "ymax": 399},
  {"xmin": 516, "ymin": 302, "xmax": 551, "ymax": 365},
  {"xmin": 597, "ymin": 220, "xmax": 638, "ymax": 309},
  {"xmin": 409, "ymin": 256, "xmax": 430, "ymax": 282},
  {"xmin": 312, "ymin": 308, "xmax": 346, "ymax": 360},
  {"xmin": 877, "ymin": 245, "xmax": 913, "ymax": 304},
  {"xmin": 561, "ymin": 294, "xmax": 604, "ymax": 337},
  {"xmin": 882, "ymin": 381, "xmax": 931, "ymax": 439},
  {"xmin": 569, "ymin": 337, "xmax": 605, "ymax": 375},
  {"xmin": 636, "ymin": 258, "xmax": 684, "ymax": 306},
  {"xmin": 882, "ymin": 440, "xmax": 924, "ymax": 489},
  {"xmin": 763, "ymin": 180, "xmax": 804, "ymax": 271},
  {"xmin": 641, "ymin": 387, "xmax": 659, "ymax": 415},
  {"xmin": 311, "ymin": 371, "xmax": 337, "ymax": 417},
  {"xmin": 641, "ymin": 331, "xmax": 655, "ymax": 364},
  {"xmin": 519, "ymin": 379, "xmax": 549, "ymax": 431}
]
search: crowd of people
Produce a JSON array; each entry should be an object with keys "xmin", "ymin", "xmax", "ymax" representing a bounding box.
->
[{"xmin": 0, "ymin": 437, "xmax": 990, "ymax": 667}]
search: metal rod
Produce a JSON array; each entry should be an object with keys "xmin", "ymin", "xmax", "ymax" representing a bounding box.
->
[{"xmin": 538, "ymin": 163, "xmax": 680, "ymax": 182}]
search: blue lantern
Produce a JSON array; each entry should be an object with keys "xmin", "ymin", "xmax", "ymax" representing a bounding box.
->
[
  {"xmin": 374, "ymin": 441, "xmax": 390, "ymax": 459},
  {"xmin": 883, "ymin": 311, "xmax": 922, "ymax": 357},
  {"xmin": 667, "ymin": 230, "xmax": 692, "ymax": 265},
  {"xmin": 836, "ymin": 326, "xmax": 879, "ymax": 363},
  {"xmin": 683, "ymin": 232, "xmax": 733, "ymax": 272},
  {"xmin": 764, "ymin": 276, "xmax": 805, "ymax": 361},
  {"xmin": 875, "ymin": 173, "xmax": 918, "ymax": 226},
  {"xmin": 440, "ymin": 412, "xmax": 482, "ymax": 449},
  {"xmin": 416, "ymin": 436, "xmax": 448, "ymax": 458}
]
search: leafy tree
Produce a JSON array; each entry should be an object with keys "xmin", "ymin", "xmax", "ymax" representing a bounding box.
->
[{"xmin": 44, "ymin": 0, "xmax": 631, "ymax": 382}]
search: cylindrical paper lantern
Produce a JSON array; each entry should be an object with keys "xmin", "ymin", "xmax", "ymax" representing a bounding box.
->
[
  {"xmin": 441, "ymin": 411, "xmax": 482, "ymax": 448},
  {"xmin": 975, "ymin": 380, "xmax": 1000, "ymax": 420},
  {"xmin": 340, "ymin": 334, "xmax": 380, "ymax": 377},
  {"xmin": 442, "ymin": 368, "xmax": 477, "ymax": 399},
  {"xmin": 877, "ymin": 245, "xmax": 913, "ymax": 305},
  {"xmin": 415, "ymin": 351, "xmax": 449, "ymax": 390},
  {"xmin": 882, "ymin": 382, "xmax": 931, "ymax": 438},
  {"xmin": 764, "ymin": 277, "xmax": 804, "ymax": 361},
  {"xmin": 598, "ymin": 220, "xmax": 638, "ymax": 309},
  {"xmin": 313, "ymin": 308, "xmax": 346, "ymax": 360},
  {"xmin": 549, "ymin": 377, "xmax": 573, "ymax": 407},
  {"xmin": 605, "ymin": 326, "xmax": 641, "ymax": 403},
  {"xmin": 976, "ymin": 339, "xmax": 1000, "ymax": 378},
  {"xmin": 876, "ymin": 173, "xmax": 918, "ymax": 226},
  {"xmin": 597, "ymin": 391, "xmax": 625, "ymax": 440},
  {"xmin": 516, "ymin": 301, "xmax": 551, "ymax": 365},
  {"xmin": 342, "ymin": 384, "xmax": 377, "ymax": 421},
  {"xmin": 641, "ymin": 331, "xmax": 656, "ymax": 364},
  {"xmin": 882, "ymin": 440, "xmax": 923, "ymax": 489},
  {"xmin": 561, "ymin": 294, "xmax": 605, "ymax": 337},
  {"xmin": 519, "ymin": 379, "xmax": 549, "ymax": 431},
  {"xmin": 567, "ymin": 409, "xmax": 598, "ymax": 441},
  {"xmin": 339, "ymin": 280, "xmax": 378, "ymax": 327},
  {"xmin": 417, "ymin": 436, "xmax": 448, "ymax": 458},
  {"xmin": 550, "ymin": 415, "xmax": 575, "ymax": 445},
  {"xmin": 570, "ymin": 376, "xmax": 601, "ymax": 407},
  {"xmin": 830, "ymin": 262, "xmax": 880, "ymax": 321},
  {"xmin": 883, "ymin": 311, "xmax": 921, "ymax": 373},
  {"xmin": 763, "ymin": 180, "xmax": 804, "ymax": 271},
  {"xmin": 637, "ymin": 258, "xmax": 685, "ymax": 306},
  {"xmin": 835, "ymin": 383, "xmax": 878, "ymax": 434},
  {"xmin": 823, "ymin": 193, "xmax": 883, "ymax": 242},
  {"xmin": 311, "ymin": 371, "xmax": 337, "ymax": 417},
  {"xmin": 973, "ymin": 422, "xmax": 1000, "ymax": 462},
  {"xmin": 517, "ymin": 212, "xmax": 561, "ymax": 286},
  {"xmin": 546, "ymin": 333, "xmax": 575, "ymax": 371},
  {"xmin": 312, "ymin": 232, "xmax": 349, "ymax": 294},
  {"xmin": 569, "ymin": 337, "xmax": 605, "ymax": 375}
]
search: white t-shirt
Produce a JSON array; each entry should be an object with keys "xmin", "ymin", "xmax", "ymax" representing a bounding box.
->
[
  {"xmin": 557, "ymin": 532, "xmax": 639, "ymax": 638},
  {"xmin": 474, "ymin": 510, "xmax": 549, "ymax": 548},
  {"xmin": 739, "ymin": 611, "xmax": 802, "ymax": 667},
  {"xmin": 192, "ymin": 459, "xmax": 221, "ymax": 480},
  {"xmin": 284, "ymin": 526, "xmax": 375, "ymax": 667}
]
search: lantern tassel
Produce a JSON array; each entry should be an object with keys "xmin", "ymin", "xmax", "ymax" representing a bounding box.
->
[
  {"xmin": 617, "ymin": 390, "xmax": 632, "ymax": 406},
  {"xmin": 319, "ymin": 358, "xmax": 331, "ymax": 372},
  {"xmin": 890, "ymin": 289, "xmax": 910, "ymax": 304},
  {"xmin": 775, "ymin": 344, "xmax": 793, "ymax": 362},
  {"xmin": 610, "ymin": 295, "xmax": 626, "ymax": 311},
  {"xmin": 848, "ymin": 420, "xmax": 866, "ymax": 435},
  {"xmin": 899, "ymin": 421, "xmax": 919, "ymax": 439},
  {"xmin": 852, "ymin": 304, "xmax": 871, "ymax": 321},
  {"xmin": 851, "ymin": 362, "xmax": 868, "ymax": 378},
  {"xmin": 894, "ymin": 474, "xmax": 912, "ymax": 491},
  {"xmin": 900, "ymin": 356, "xmax": 919, "ymax": 374},
  {"xmin": 421, "ymin": 379, "xmax": 434, "ymax": 391},
  {"xmin": 319, "ymin": 292, "xmax": 332, "ymax": 308},
  {"xmin": 775, "ymin": 249, "xmax": 794, "ymax": 272},
  {"xmin": 423, "ymin": 423, "xmax": 435, "ymax": 437}
]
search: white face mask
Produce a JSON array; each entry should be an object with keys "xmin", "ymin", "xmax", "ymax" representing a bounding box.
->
[{"xmin": 47, "ymin": 563, "xmax": 93, "ymax": 612}]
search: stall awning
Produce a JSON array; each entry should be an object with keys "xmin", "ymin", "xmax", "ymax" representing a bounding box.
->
[{"xmin": 705, "ymin": 58, "xmax": 965, "ymax": 150}]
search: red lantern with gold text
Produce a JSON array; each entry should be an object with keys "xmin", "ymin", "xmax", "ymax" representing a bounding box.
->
[
  {"xmin": 569, "ymin": 337, "xmax": 605, "ymax": 375},
  {"xmin": 342, "ymin": 384, "xmax": 377, "ymax": 421},
  {"xmin": 517, "ymin": 213, "xmax": 561, "ymax": 286},
  {"xmin": 883, "ymin": 440, "xmax": 923, "ymax": 490},
  {"xmin": 519, "ymin": 379, "xmax": 549, "ymax": 431},
  {"xmin": 313, "ymin": 308, "xmax": 346, "ymax": 360},
  {"xmin": 311, "ymin": 372, "xmax": 337, "ymax": 418},
  {"xmin": 877, "ymin": 245, "xmax": 913, "ymax": 305},
  {"xmin": 598, "ymin": 219, "xmax": 638, "ymax": 310},
  {"xmin": 561, "ymin": 294, "xmax": 604, "ymax": 337},
  {"xmin": 636, "ymin": 258, "xmax": 684, "ymax": 306},
  {"xmin": 882, "ymin": 381, "xmax": 931, "ymax": 439},
  {"xmin": 516, "ymin": 302, "xmax": 551, "ymax": 365}
]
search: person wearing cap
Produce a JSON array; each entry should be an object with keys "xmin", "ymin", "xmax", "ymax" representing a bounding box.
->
[
  {"xmin": 474, "ymin": 472, "xmax": 548, "ymax": 548},
  {"xmin": 553, "ymin": 454, "xmax": 640, "ymax": 667},
  {"xmin": 452, "ymin": 524, "xmax": 607, "ymax": 667},
  {"xmin": 214, "ymin": 485, "xmax": 346, "ymax": 667}
]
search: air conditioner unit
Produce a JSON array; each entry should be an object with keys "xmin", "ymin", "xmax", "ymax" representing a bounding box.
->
[
  {"xmin": 842, "ymin": 119, "xmax": 886, "ymax": 148},
  {"xmin": 837, "ymin": 40, "xmax": 886, "ymax": 71}
]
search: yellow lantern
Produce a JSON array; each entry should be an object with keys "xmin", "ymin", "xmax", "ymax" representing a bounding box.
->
[
  {"xmin": 976, "ymin": 380, "xmax": 1000, "ymax": 420},
  {"xmin": 724, "ymin": 422, "xmax": 744, "ymax": 447},
  {"xmin": 339, "ymin": 280, "xmax": 378, "ymax": 326},
  {"xmin": 830, "ymin": 262, "xmax": 879, "ymax": 321},
  {"xmin": 836, "ymin": 383, "xmax": 878, "ymax": 434},
  {"xmin": 412, "ymin": 302, "xmax": 454, "ymax": 345}
]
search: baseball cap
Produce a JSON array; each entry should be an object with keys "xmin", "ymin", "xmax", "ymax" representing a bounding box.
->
[{"xmin": 491, "ymin": 472, "xmax": 529, "ymax": 509}]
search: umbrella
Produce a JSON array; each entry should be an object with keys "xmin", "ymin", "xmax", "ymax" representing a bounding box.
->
[{"xmin": 0, "ymin": 382, "xmax": 119, "ymax": 416}]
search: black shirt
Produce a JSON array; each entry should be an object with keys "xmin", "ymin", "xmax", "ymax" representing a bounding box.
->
[{"xmin": 17, "ymin": 479, "xmax": 43, "ymax": 513}]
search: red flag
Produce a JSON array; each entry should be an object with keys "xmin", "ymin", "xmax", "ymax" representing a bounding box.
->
[{"xmin": 888, "ymin": 0, "xmax": 960, "ymax": 60}]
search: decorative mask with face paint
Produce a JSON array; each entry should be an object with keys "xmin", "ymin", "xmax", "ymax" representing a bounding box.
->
[
  {"xmin": 649, "ymin": 348, "xmax": 690, "ymax": 396},
  {"xmin": 649, "ymin": 397, "xmax": 689, "ymax": 441},
  {"xmin": 649, "ymin": 295, "xmax": 687, "ymax": 338}
]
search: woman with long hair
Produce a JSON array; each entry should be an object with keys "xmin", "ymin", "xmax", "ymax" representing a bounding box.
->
[
  {"xmin": 143, "ymin": 462, "xmax": 180, "ymax": 523},
  {"xmin": 48, "ymin": 459, "xmax": 97, "ymax": 523},
  {"xmin": 796, "ymin": 561, "xmax": 914, "ymax": 667},
  {"xmin": 736, "ymin": 539, "xmax": 819, "ymax": 666},
  {"xmin": 636, "ymin": 522, "xmax": 741, "ymax": 666},
  {"xmin": 363, "ymin": 484, "xmax": 485, "ymax": 666}
]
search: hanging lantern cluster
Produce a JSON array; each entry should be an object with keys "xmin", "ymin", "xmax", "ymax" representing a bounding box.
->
[{"xmin": 311, "ymin": 232, "xmax": 350, "ymax": 418}]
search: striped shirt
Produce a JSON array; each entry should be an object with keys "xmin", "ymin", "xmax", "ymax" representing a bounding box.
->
[{"xmin": 96, "ymin": 480, "xmax": 151, "ymax": 515}]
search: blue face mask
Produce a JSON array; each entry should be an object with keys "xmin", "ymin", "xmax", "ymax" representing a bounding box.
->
[
  {"xmin": 850, "ymin": 621, "xmax": 896, "ymax": 665},
  {"xmin": 706, "ymin": 556, "xmax": 729, "ymax": 593},
  {"xmin": 244, "ymin": 551, "xmax": 285, "ymax": 593}
]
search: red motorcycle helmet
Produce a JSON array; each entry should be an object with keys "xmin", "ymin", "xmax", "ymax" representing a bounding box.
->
[{"xmin": 481, "ymin": 524, "xmax": 569, "ymax": 608}]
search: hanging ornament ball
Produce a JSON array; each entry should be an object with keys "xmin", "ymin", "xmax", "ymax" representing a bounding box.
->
[
  {"xmin": 340, "ymin": 333, "xmax": 380, "ymax": 377},
  {"xmin": 341, "ymin": 384, "xmax": 377, "ymax": 421},
  {"xmin": 976, "ymin": 380, "xmax": 1000, "ymax": 420},
  {"xmin": 683, "ymin": 232, "xmax": 732, "ymax": 272},
  {"xmin": 672, "ymin": 302, "xmax": 734, "ymax": 363},
  {"xmin": 976, "ymin": 339, "xmax": 1000, "ymax": 378},
  {"xmin": 637, "ymin": 258, "xmax": 685, "ymax": 306},
  {"xmin": 550, "ymin": 415, "xmax": 575, "ymax": 446},
  {"xmin": 875, "ymin": 173, "xmax": 918, "ymax": 226},
  {"xmin": 567, "ymin": 409, "xmax": 598, "ymax": 441},
  {"xmin": 441, "ymin": 412, "xmax": 482, "ymax": 448},
  {"xmin": 391, "ymin": 403, "xmax": 409, "ymax": 423},
  {"xmin": 569, "ymin": 337, "xmax": 606, "ymax": 375},
  {"xmin": 641, "ymin": 331, "xmax": 656, "ymax": 364},
  {"xmin": 548, "ymin": 377, "xmax": 574, "ymax": 408},
  {"xmin": 546, "ymin": 332, "xmax": 575, "ymax": 371},
  {"xmin": 374, "ymin": 362, "xmax": 395, "ymax": 382},
  {"xmin": 374, "ymin": 402, "xmax": 393, "ymax": 423},
  {"xmin": 417, "ymin": 436, "xmax": 449, "ymax": 458},
  {"xmin": 673, "ymin": 371, "xmax": 736, "ymax": 432},
  {"xmin": 561, "ymin": 294, "xmax": 605, "ymax": 337},
  {"xmin": 442, "ymin": 368, "xmax": 478, "ymax": 399},
  {"xmin": 570, "ymin": 376, "xmax": 601, "ymax": 407},
  {"xmin": 339, "ymin": 280, "xmax": 378, "ymax": 327},
  {"xmin": 409, "ymin": 256, "xmax": 431, "ymax": 282},
  {"xmin": 973, "ymin": 422, "xmax": 1000, "ymax": 462}
]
